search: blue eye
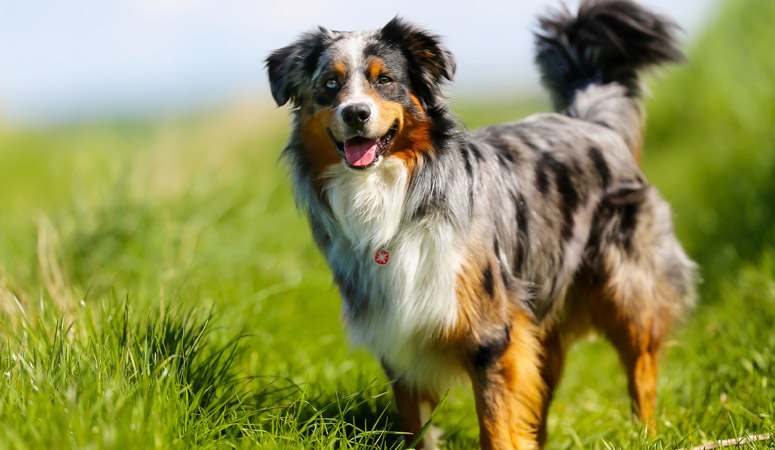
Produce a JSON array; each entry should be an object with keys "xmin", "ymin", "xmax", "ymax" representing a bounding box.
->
[{"xmin": 326, "ymin": 79, "xmax": 338, "ymax": 89}]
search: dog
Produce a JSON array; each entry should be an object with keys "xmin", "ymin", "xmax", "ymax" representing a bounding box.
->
[{"xmin": 266, "ymin": 1, "xmax": 696, "ymax": 448}]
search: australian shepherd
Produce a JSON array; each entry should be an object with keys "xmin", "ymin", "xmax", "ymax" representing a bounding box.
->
[{"xmin": 266, "ymin": 0, "xmax": 696, "ymax": 448}]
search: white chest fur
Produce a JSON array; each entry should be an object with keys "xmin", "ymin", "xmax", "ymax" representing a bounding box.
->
[{"xmin": 322, "ymin": 159, "xmax": 465, "ymax": 393}]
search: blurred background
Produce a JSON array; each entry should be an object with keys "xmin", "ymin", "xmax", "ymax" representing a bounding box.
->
[
  {"xmin": 1, "ymin": 0, "xmax": 717, "ymax": 125},
  {"xmin": 1, "ymin": 1, "xmax": 773, "ymax": 449}
]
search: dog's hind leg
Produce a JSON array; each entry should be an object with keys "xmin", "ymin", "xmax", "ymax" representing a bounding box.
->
[
  {"xmin": 586, "ymin": 280, "xmax": 662, "ymax": 431},
  {"xmin": 535, "ymin": 283, "xmax": 598, "ymax": 447},
  {"xmin": 535, "ymin": 329, "xmax": 565, "ymax": 448},
  {"xmin": 585, "ymin": 188, "xmax": 696, "ymax": 432}
]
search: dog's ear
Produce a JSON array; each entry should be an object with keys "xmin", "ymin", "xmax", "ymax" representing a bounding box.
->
[
  {"xmin": 266, "ymin": 28, "xmax": 331, "ymax": 107},
  {"xmin": 380, "ymin": 17, "xmax": 456, "ymax": 108}
]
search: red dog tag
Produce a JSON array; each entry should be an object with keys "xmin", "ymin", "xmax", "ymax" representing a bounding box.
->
[{"xmin": 374, "ymin": 249, "xmax": 390, "ymax": 266}]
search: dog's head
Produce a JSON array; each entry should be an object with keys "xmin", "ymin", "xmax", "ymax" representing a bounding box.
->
[{"xmin": 267, "ymin": 18, "xmax": 456, "ymax": 170}]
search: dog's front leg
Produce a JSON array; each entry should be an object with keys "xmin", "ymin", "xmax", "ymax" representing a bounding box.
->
[
  {"xmin": 467, "ymin": 313, "xmax": 545, "ymax": 450},
  {"xmin": 386, "ymin": 372, "xmax": 439, "ymax": 449}
]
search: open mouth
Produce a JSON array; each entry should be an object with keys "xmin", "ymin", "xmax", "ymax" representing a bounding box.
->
[{"xmin": 327, "ymin": 121, "xmax": 398, "ymax": 170}]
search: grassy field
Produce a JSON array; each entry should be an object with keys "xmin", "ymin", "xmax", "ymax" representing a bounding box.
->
[{"xmin": 1, "ymin": 0, "xmax": 774, "ymax": 448}]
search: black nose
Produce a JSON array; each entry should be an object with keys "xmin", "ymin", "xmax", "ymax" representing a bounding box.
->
[{"xmin": 341, "ymin": 103, "xmax": 371, "ymax": 128}]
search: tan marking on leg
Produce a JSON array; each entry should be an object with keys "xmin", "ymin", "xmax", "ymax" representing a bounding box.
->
[
  {"xmin": 391, "ymin": 378, "xmax": 439, "ymax": 449},
  {"xmin": 449, "ymin": 253, "xmax": 503, "ymax": 344},
  {"xmin": 586, "ymin": 277, "xmax": 661, "ymax": 434},
  {"xmin": 468, "ymin": 311, "xmax": 544, "ymax": 450}
]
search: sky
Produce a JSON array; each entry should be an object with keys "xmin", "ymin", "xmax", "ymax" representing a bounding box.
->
[{"xmin": 0, "ymin": 0, "xmax": 719, "ymax": 125}]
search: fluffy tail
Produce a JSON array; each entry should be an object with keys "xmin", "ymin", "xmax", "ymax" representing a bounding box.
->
[{"xmin": 534, "ymin": 0, "xmax": 683, "ymax": 160}]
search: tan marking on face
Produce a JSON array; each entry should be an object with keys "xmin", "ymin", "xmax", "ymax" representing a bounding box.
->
[
  {"xmin": 367, "ymin": 58, "xmax": 386, "ymax": 82},
  {"xmin": 300, "ymin": 106, "xmax": 341, "ymax": 181},
  {"xmin": 366, "ymin": 91, "xmax": 403, "ymax": 133},
  {"xmin": 332, "ymin": 61, "xmax": 347, "ymax": 80},
  {"xmin": 385, "ymin": 94, "xmax": 432, "ymax": 175}
]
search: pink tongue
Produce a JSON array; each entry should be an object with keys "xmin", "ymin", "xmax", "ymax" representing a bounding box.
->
[{"xmin": 343, "ymin": 138, "xmax": 378, "ymax": 167}]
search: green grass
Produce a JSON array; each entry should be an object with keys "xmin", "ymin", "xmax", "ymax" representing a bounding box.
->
[{"xmin": 1, "ymin": 0, "xmax": 774, "ymax": 448}]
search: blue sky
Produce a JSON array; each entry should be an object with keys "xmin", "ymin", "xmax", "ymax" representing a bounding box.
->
[{"xmin": 0, "ymin": 0, "xmax": 718, "ymax": 125}]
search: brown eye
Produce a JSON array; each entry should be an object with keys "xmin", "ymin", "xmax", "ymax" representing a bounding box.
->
[{"xmin": 377, "ymin": 75, "xmax": 392, "ymax": 85}]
